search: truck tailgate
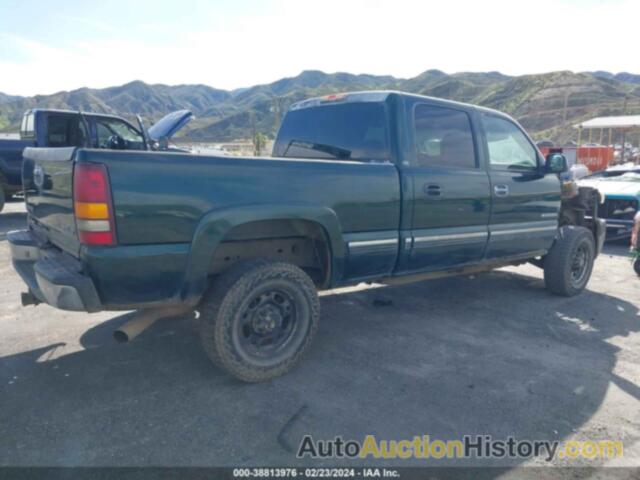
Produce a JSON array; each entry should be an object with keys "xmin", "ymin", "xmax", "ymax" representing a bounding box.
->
[{"xmin": 22, "ymin": 147, "xmax": 80, "ymax": 257}]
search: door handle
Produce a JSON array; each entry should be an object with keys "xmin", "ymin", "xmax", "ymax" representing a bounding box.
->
[
  {"xmin": 424, "ymin": 184, "xmax": 442, "ymax": 197},
  {"xmin": 494, "ymin": 184, "xmax": 509, "ymax": 197}
]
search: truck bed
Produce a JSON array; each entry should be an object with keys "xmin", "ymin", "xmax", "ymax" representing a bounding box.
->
[{"xmin": 21, "ymin": 147, "xmax": 401, "ymax": 309}]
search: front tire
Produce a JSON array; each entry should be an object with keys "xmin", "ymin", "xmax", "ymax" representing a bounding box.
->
[
  {"xmin": 198, "ymin": 260, "xmax": 320, "ymax": 382},
  {"xmin": 543, "ymin": 226, "xmax": 595, "ymax": 296},
  {"xmin": 0, "ymin": 184, "xmax": 5, "ymax": 213}
]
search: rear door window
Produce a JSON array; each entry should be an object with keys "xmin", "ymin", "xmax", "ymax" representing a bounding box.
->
[
  {"xmin": 414, "ymin": 104, "xmax": 477, "ymax": 169},
  {"xmin": 274, "ymin": 102, "xmax": 389, "ymax": 162}
]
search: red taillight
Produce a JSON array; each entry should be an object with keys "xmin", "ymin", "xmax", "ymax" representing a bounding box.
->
[
  {"xmin": 74, "ymin": 164, "xmax": 109, "ymax": 203},
  {"xmin": 73, "ymin": 163, "xmax": 116, "ymax": 246},
  {"xmin": 78, "ymin": 230, "xmax": 114, "ymax": 245}
]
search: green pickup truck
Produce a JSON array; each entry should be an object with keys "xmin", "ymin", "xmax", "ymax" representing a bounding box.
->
[{"xmin": 9, "ymin": 91, "xmax": 605, "ymax": 382}]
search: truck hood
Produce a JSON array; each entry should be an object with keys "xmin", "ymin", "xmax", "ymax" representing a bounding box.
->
[
  {"xmin": 576, "ymin": 178, "xmax": 602, "ymax": 189},
  {"xmin": 148, "ymin": 110, "xmax": 193, "ymax": 141},
  {"xmin": 581, "ymin": 179, "xmax": 640, "ymax": 198}
]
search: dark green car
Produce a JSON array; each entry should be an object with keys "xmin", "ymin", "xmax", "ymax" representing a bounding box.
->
[{"xmin": 8, "ymin": 91, "xmax": 605, "ymax": 382}]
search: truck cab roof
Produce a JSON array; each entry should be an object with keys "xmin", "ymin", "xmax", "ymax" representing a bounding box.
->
[
  {"xmin": 24, "ymin": 108, "xmax": 131, "ymax": 122},
  {"xmin": 277, "ymin": 90, "xmax": 522, "ymax": 163},
  {"xmin": 290, "ymin": 90, "xmax": 511, "ymax": 119}
]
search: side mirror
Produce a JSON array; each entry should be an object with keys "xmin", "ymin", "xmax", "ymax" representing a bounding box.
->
[{"xmin": 544, "ymin": 153, "xmax": 568, "ymax": 174}]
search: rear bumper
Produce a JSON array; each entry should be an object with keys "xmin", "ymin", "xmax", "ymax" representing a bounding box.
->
[{"xmin": 8, "ymin": 230, "xmax": 102, "ymax": 312}]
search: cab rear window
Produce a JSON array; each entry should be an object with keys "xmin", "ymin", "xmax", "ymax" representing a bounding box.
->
[
  {"xmin": 46, "ymin": 115, "xmax": 88, "ymax": 147},
  {"xmin": 274, "ymin": 103, "xmax": 389, "ymax": 162}
]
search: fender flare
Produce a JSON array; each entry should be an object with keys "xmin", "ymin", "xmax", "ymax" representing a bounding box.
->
[{"xmin": 180, "ymin": 203, "xmax": 345, "ymax": 303}]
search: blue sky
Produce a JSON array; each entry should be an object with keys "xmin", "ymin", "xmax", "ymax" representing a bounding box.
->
[{"xmin": 0, "ymin": 0, "xmax": 637, "ymax": 96}]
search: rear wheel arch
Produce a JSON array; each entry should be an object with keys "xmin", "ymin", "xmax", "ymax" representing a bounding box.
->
[
  {"xmin": 211, "ymin": 218, "xmax": 333, "ymax": 288},
  {"xmin": 182, "ymin": 205, "xmax": 345, "ymax": 303}
]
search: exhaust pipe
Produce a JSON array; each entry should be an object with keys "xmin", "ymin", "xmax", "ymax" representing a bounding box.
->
[
  {"xmin": 114, "ymin": 306, "xmax": 191, "ymax": 343},
  {"xmin": 21, "ymin": 290, "xmax": 41, "ymax": 307}
]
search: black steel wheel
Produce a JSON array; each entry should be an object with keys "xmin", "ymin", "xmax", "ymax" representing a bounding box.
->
[
  {"xmin": 234, "ymin": 286, "xmax": 309, "ymax": 366},
  {"xmin": 544, "ymin": 226, "xmax": 595, "ymax": 296},
  {"xmin": 570, "ymin": 242, "xmax": 591, "ymax": 286},
  {"xmin": 198, "ymin": 259, "xmax": 319, "ymax": 382}
]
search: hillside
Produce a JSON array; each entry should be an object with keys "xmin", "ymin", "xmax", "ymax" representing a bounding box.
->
[
  {"xmin": 0, "ymin": 80, "xmax": 233, "ymax": 131},
  {"xmin": 1, "ymin": 69, "xmax": 639, "ymax": 144},
  {"xmin": 588, "ymin": 71, "xmax": 640, "ymax": 85}
]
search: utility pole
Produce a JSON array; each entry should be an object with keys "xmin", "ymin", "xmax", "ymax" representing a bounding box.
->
[
  {"xmin": 271, "ymin": 96, "xmax": 285, "ymax": 134},
  {"xmin": 250, "ymin": 111, "xmax": 258, "ymax": 156},
  {"xmin": 621, "ymin": 95, "xmax": 628, "ymax": 162},
  {"xmin": 562, "ymin": 90, "xmax": 570, "ymax": 124}
]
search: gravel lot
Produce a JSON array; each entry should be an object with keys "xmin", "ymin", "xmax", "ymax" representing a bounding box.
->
[{"xmin": 1, "ymin": 199, "xmax": 639, "ymax": 475}]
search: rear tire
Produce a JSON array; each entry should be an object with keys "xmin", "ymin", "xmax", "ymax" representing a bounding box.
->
[
  {"xmin": 198, "ymin": 260, "xmax": 320, "ymax": 382},
  {"xmin": 0, "ymin": 184, "xmax": 5, "ymax": 213},
  {"xmin": 543, "ymin": 226, "xmax": 595, "ymax": 296}
]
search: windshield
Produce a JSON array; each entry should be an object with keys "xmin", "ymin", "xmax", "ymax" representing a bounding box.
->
[
  {"xmin": 273, "ymin": 102, "xmax": 390, "ymax": 161},
  {"xmin": 94, "ymin": 118, "xmax": 145, "ymax": 150}
]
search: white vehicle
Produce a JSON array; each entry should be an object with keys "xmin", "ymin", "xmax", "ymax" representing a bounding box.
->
[
  {"xmin": 579, "ymin": 170, "xmax": 640, "ymax": 239},
  {"xmin": 579, "ymin": 162, "xmax": 640, "ymax": 188}
]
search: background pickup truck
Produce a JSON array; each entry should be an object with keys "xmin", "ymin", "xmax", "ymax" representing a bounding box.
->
[
  {"xmin": 9, "ymin": 91, "xmax": 605, "ymax": 382},
  {"xmin": 0, "ymin": 108, "xmax": 192, "ymax": 211}
]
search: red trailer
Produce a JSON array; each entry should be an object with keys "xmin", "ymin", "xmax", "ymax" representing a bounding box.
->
[
  {"xmin": 573, "ymin": 115, "xmax": 640, "ymax": 171},
  {"xmin": 539, "ymin": 146, "xmax": 614, "ymax": 173}
]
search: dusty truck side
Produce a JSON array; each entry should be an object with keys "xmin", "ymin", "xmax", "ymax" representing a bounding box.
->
[{"xmin": 9, "ymin": 91, "xmax": 605, "ymax": 382}]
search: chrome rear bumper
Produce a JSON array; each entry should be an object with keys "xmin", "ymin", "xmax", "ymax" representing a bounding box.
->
[{"xmin": 8, "ymin": 229, "xmax": 102, "ymax": 312}]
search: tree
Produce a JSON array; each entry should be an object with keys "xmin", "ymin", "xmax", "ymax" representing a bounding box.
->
[{"xmin": 253, "ymin": 132, "xmax": 268, "ymax": 156}]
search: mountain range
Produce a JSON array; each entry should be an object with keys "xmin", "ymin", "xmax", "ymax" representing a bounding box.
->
[{"xmin": 1, "ymin": 69, "xmax": 639, "ymax": 144}]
